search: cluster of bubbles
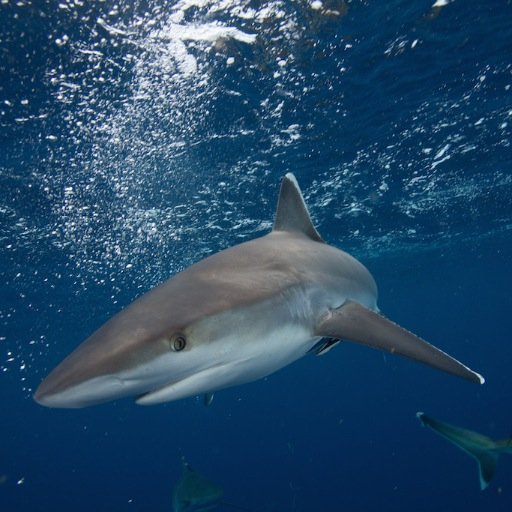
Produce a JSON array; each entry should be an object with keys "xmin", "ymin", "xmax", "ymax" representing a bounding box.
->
[
  {"xmin": 27, "ymin": 0, "xmax": 356, "ymax": 279},
  {"xmin": 3, "ymin": 0, "xmax": 511, "ymax": 271},
  {"xmin": 0, "ymin": 0, "xmax": 511, "ymax": 386},
  {"xmin": 1, "ymin": 0, "xmax": 354, "ymax": 386}
]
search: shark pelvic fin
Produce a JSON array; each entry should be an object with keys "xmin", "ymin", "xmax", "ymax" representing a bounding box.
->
[
  {"xmin": 416, "ymin": 412, "xmax": 500, "ymax": 490},
  {"xmin": 273, "ymin": 173, "xmax": 323, "ymax": 242},
  {"xmin": 314, "ymin": 301, "xmax": 484, "ymax": 384},
  {"xmin": 203, "ymin": 392, "xmax": 214, "ymax": 407}
]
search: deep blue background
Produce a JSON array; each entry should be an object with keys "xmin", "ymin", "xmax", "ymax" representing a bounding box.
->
[{"xmin": 1, "ymin": 1, "xmax": 511, "ymax": 511}]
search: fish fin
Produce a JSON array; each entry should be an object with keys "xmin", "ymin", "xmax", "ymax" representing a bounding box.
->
[
  {"xmin": 203, "ymin": 392, "xmax": 214, "ymax": 407},
  {"xmin": 308, "ymin": 338, "xmax": 342, "ymax": 356},
  {"xmin": 315, "ymin": 301, "xmax": 484, "ymax": 384},
  {"xmin": 475, "ymin": 451, "xmax": 499, "ymax": 490},
  {"xmin": 416, "ymin": 412, "xmax": 498, "ymax": 490},
  {"xmin": 273, "ymin": 173, "xmax": 323, "ymax": 242}
]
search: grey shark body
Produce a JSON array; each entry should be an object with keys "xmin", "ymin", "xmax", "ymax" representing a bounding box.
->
[
  {"xmin": 34, "ymin": 174, "xmax": 483, "ymax": 408},
  {"xmin": 417, "ymin": 412, "xmax": 512, "ymax": 489}
]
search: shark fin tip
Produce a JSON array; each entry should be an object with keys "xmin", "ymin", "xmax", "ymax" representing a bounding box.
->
[
  {"xmin": 416, "ymin": 412, "xmax": 426, "ymax": 426},
  {"xmin": 480, "ymin": 476, "xmax": 490, "ymax": 491},
  {"xmin": 284, "ymin": 172, "xmax": 298, "ymax": 184}
]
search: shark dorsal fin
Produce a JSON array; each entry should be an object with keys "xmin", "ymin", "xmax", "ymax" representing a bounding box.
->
[{"xmin": 273, "ymin": 173, "xmax": 323, "ymax": 242}]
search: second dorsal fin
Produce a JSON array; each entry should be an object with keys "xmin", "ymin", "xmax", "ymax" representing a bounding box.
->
[{"xmin": 273, "ymin": 173, "xmax": 323, "ymax": 242}]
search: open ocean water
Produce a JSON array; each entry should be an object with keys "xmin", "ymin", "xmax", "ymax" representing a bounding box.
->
[{"xmin": 1, "ymin": 0, "xmax": 511, "ymax": 510}]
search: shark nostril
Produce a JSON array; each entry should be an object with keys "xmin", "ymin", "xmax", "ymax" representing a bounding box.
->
[{"xmin": 170, "ymin": 333, "xmax": 186, "ymax": 352}]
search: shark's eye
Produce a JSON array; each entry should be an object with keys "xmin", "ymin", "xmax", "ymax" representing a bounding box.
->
[{"xmin": 171, "ymin": 334, "xmax": 186, "ymax": 352}]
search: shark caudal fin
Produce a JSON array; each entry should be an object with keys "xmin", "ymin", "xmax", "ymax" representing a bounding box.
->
[
  {"xmin": 416, "ymin": 412, "xmax": 502, "ymax": 490},
  {"xmin": 273, "ymin": 173, "xmax": 323, "ymax": 242}
]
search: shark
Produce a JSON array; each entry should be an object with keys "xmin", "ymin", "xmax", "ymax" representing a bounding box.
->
[
  {"xmin": 34, "ymin": 173, "xmax": 484, "ymax": 408},
  {"xmin": 417, "ymin": 412, "xmax": 512, "ymax": 489},
  {"xmin": 172, "ymin": 460, "xmax": 249, "ymax": 512},
  {"xmin": 172, "ymin": 460, "xmax": 223, "ymax": 512}
]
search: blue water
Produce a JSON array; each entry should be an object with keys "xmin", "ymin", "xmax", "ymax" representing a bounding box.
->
[{"xmin": 1, "ymin": 0, "xmax": 511, "ymax": 510}]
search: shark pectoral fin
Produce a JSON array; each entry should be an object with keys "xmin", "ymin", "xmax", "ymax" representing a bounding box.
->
[
  {"xmin": 203, "ymin": 393, "xmax": 214, "ymax": 407},
  {"xmin": 315, "ymin": 301, "xmax": 484, "ymax": 384}
]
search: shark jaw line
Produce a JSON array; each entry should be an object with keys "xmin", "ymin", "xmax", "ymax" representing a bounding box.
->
[
  {"xmin": 136, "ymin": 361, "xmax": 243, "ymax": 405},
  {"xmin": 35, "ymin": 351, "xmax": 206, "ymax": 408},
  {"xmin": 132, "ymin": 297, "xmax": 324, "ymax": 406},
  {"xmin": 137, "ymin": 326, "xmax": 322, "ymax": 405},
  {"xmin": 35, "ymin": 374, "xmax": 140, "ymax": 409},
  {"xmin": 39, "ymin": 321, "xmax": 321, "ymax": 408}
]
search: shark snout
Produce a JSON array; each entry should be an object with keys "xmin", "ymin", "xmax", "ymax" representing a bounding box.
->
[
  {"xmin": 33, "ymin": 357, "xmax": 126, "ymax": 409},
  {"xmin": 33, "ymin": 375, "xmax": 63, "ymax": 407},
  {"xmin": 34, "ymin": 355, "xmax": 157, "ymax": 409},
  {"xmin": 34, "ymin": 353, "xmax": 92, "ymax": 408},
  {"xmin": 33, "ymin": 331, "xmax": 160, "ymax": 408},
  {"xmin": 34, "ymin": 373, "xmax": 130, "ymax": 408},
  {"xmin": 33, "ymin": 326, "xmax": 186, "ymax": 408},
  {"xmin": 34, "ymin": 385, "xmax": 80, "ymax": 408}
]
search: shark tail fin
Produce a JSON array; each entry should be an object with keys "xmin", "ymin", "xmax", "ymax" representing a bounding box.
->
[
  {"xmin": 273, "ymin": 173, "xmax": 323, "ymax": 242},
  {"xmin": 416, "ymin": 412, "xmax": 499, "ymax": 490},
  {"xmin": 476, "ymin": 451, "xmax": 500, "ymax": 490}
]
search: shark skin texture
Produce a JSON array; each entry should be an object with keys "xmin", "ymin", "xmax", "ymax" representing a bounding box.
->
[
  {"xmin": 34, "ymin": 173, "xmax": 484, "ymax": 409},
  {"xmin": 417, "ymin": 412, "xmax": 512, "ymax": 490}
]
